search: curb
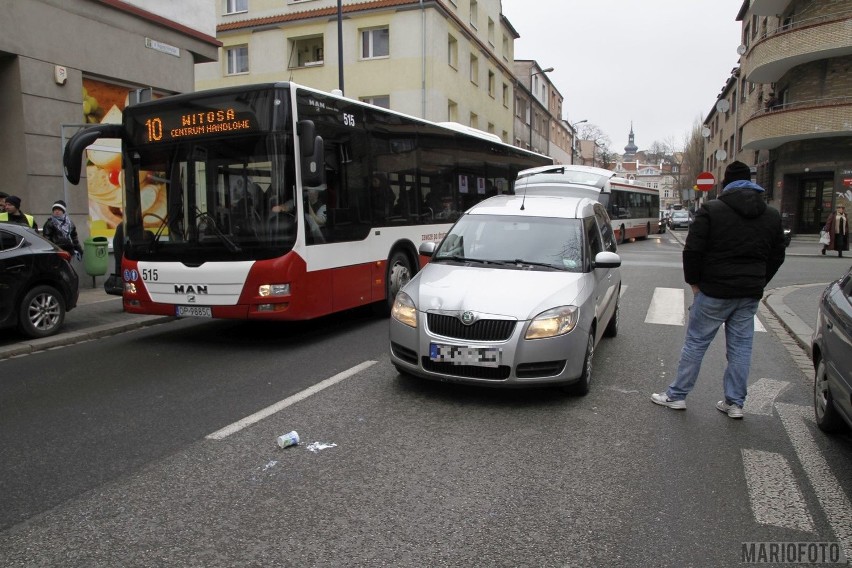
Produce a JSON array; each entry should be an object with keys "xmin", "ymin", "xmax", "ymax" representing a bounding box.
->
[
  {"xmin": 0, "ymin": 316, "xmax": 174, "ymax": 360},
  {"xmin": 762, "ymin": 283, "xmax": 826, "ymax": 357}
]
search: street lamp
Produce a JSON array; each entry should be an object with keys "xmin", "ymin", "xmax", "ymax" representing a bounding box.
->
[{"xmin": 529, "ymin": 66, "xmax": 554, "ymax": 150}]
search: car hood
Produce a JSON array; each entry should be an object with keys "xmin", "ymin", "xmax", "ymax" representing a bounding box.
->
[{"xmin": 406, "ymin": 262, "xmax": 588, "ymax": 320}]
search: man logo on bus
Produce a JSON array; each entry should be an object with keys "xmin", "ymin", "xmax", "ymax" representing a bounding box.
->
[
  {"xmin": 460, "ymin": 311, "xmax": 476, "ymax": 325},
  {"xmin": 174, "ymin": 284, "xmax": 209, "ymax": 295}
]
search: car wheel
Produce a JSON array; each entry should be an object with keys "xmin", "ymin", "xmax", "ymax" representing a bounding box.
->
[
  {"xmin": 603, "ymin": 296, "xmax": 619, "ymax": 338},
  {"xmin": 373, "ymin": 250, "xmax": 413, "ymax": 317},
  {"xmin": 18, "ymin": 285, "xmax": 66, "ymax": 338},
  {"xmin": 564, "ymin": 329, "xmax": 594, "ymax": 396},
  {"xmin": 814, "ymin": 358, "xmax": 847, "ymax": 433}
]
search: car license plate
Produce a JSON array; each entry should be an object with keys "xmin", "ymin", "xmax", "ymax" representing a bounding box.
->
[
  {"xmin": 430, "ymin": 343, "xmax": 500, "ymax": 367},
  {"xmin": 176, "ymin": 305, "xmax": 212, "ymax": 318}
]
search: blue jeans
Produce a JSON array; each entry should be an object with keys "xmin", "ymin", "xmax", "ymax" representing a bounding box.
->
[{"xmin": 666, "ymin": 292, "xmax": 759, "ymax": 407}]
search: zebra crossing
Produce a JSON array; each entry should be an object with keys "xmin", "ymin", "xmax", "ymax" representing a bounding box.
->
[{"xmin": 622, "ymin": 285, "xmax": 767, "ymax": 332}]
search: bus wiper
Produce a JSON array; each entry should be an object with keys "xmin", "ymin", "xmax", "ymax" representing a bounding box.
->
[{"xmin": 196, "ymin": 209, "xmax": 241, "ymax": 253}]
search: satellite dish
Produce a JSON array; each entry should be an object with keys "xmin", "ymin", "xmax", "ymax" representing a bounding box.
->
[
  {"xmin": 715, "ymin": 149, "xmax": 728, "ymax": 161},
  {"xmin": 736, "ymin": 44, "xmax": 747, "ymax": 55},
  {"xmin": 716, "ymin": 99, "xmax": 730, "ymax": 113},
  {"xmin": 701, "ymin": 127, "xmax": 711, "ymax": 138}
]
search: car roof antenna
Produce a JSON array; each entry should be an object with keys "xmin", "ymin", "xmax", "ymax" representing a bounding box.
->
[{"xmin": 519, "ymin": 179, "xmax": 527, "ymax": 211}]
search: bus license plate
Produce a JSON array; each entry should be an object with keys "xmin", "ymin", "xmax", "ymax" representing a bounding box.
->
[
  {"xmin": 176, "ymin": 306, "xmax": 212, "ymax": 318},
  {"xmin": 430, "ymin": 343, "xmax": 500, "ymax": 367}
]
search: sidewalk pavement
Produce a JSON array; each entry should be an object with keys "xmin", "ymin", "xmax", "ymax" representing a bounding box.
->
[{"xmin": 0, "ymin": 235, "xmax": 837, "ymax": 361}]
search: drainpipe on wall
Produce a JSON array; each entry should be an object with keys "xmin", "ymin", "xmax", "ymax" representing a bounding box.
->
[{"xmin": 421, "ymin": 0, "xmax": 426, "ymax": 118}]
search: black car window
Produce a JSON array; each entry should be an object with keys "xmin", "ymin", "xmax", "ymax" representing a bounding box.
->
[
  {"xmin": 0, "ymin": 230, "xmax": 23, "ymax": 251},
  {"xmin": 584, "ymin": 216, "xmax": 603, "ymax": 271},
  {"xmin": 593, "ymin": 203, "xmax": 617, "ymax": 253}
]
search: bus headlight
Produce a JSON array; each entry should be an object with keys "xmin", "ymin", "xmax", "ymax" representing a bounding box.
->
[
  {"xmin": 525, "ymin": 306, "xmax": 579, "ymax": 339},
  {"xmin": 259, "ymin": 283, "xmax": 290, "ymax": 297},
  {"xmin": 391, "ymin": 292, "xmax": 417, "ymax": 328}
]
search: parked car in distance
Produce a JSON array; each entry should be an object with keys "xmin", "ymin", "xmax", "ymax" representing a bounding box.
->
[
  {"xmin": 389, "ymin": 194, "xmax": 621, "ymax": 395},
  {"xmin": 811, "ymin": 266, "xmax": 852, "ymax": 433},
  {"xmin": 668, "ymin": 210, "xmax": 693, "ymax": 230},
  {"xmin": 0, "ymin": 223, "xmax": 79, "ymax": 338}
]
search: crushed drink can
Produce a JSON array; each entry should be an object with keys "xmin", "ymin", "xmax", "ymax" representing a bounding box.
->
[{"xmin": 277, "ymin": 431, "xmax": 300, "ymax": 448}]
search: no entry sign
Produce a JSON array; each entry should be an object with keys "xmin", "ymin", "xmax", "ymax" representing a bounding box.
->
[{"xmin": 696, "ymin": 171, "xmax": 715, "ymax": 191}]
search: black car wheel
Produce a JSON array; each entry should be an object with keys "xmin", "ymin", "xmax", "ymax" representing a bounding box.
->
[
  {"xmin": 814, "ymin": 358, "xmax": 847, "ymax": 433},
  {"xmin": 18, "ymin": 285, "xmax": 66, "ymax": 338},
  {"xmin": 564, "ymin": 329, "xmax": 594, "ymax": 396}
]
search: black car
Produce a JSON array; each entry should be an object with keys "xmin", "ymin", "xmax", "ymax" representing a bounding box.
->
[
  {"xmin": 668, "ymin": 210, "xmax": 693, "ymax": 230},
  {"xmin": 812, "ymin": 266, "xmax": 852, "ymax": 433},
  {"xmin": 0, "ymin": 223, "xmax": 79, "ymax": 338}
]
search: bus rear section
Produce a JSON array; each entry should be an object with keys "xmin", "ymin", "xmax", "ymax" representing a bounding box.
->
[{"xmin": 608, "ymin": 178, "xmax": 660, "ymax": 244}]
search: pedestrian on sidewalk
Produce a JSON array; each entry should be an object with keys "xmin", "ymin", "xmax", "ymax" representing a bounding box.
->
[
  {"xmin": 651, "ymin": 161, "xmax": 786, "ymax": 419},
  {"xmin": 42, "ymin": 200, "xmax": 83, "ymax": 259},
  {"xmin": 821, "ymin": 205, "xmax": 847, "ymax": 258},
  {"xmin": 0, "ymin": 195, "xmax": 37, "ymax": 229}
]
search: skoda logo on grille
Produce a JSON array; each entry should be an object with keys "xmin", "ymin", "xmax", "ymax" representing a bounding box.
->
[{"xmin": 460, "ymin": 311, "xmax": 476, "ymax": 326}]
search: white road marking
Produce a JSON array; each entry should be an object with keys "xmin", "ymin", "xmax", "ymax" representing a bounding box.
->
[
  {"xmin": 776, "ymin": 403, "xmax": 852, "ymax": 560},
  {"xmin": 620, "ymin": 285, "xmax": 627, "ymax": 298},
  {"xmin": 644, "ymin": 287, "xmax": 685, "ymax": 326},
  {"xmin": 753, "ymin": 315, "xmax": 766, "ymax": 332},
  {"xmin": 206, "ymin": 360, "xmax": 378, "ymax": 440},
  {"xmin": 742, "ymin": 448, "xmax": 814, "ymax": 532},
  {"xmin": 744, "ymin": 378, "xmax": 788, "ymax": 416}
]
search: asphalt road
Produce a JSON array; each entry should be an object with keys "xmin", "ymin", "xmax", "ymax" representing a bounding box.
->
[{"xmin": 1, "ymin": 233, "xmax": 850, "ymax": 567}]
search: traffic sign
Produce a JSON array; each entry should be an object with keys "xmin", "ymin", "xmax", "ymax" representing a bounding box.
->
[{"xmin": 696, "ymin": 171, "xmax": 715, "ymax": 191}]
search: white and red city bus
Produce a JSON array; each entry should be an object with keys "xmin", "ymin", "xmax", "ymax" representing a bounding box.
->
[
  {"xmin": 63, "ymin": 83, "xmax": 552, "ymax": 320},
  {"xmin": 607, "ymin": 177, "xmax": 660, "ymax": 244}
]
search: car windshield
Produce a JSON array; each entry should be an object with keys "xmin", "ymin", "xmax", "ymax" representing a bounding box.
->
[
  {"xmin": 433, "ymin": 214, "xmax": 584, "ymax": 272},
  {"xmin": 672, "ymin": 211, "xmax": 689, "ymax": 219}
]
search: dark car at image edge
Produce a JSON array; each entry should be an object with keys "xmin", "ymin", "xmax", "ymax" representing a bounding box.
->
[
  {"xmin": 0, "ymin": 223, "xmax": 79, "ymax": 338},
  {"xmin": 811, "ymin": 266, "xmax": 852, "ymax": 434}
]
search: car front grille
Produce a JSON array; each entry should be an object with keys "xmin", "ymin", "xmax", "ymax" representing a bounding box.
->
[
  {"xmin": 426, "ymin": 313, "xmax": 516, "ymax": 341},
  {"xmin": 421, "ymin": 357, "xmax": 511, "ymax": 380}
]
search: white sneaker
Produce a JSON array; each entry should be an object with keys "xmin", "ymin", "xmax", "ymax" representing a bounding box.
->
[
  {"xmin": 716, "ymin": 400, "xmax": 744, "ymax": 419},
  {"xmin": 651, "ymin": 392, "xmax": 686, "ymax": 410}
]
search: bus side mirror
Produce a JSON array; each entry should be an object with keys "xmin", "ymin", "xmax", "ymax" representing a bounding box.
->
[
  {"xmin": 302, "ymin": 136, "xmax": 325, "ymax": 187},
  {"xmin": 297, "ymin": 120, "xmax": 316, "ymax": 158},
  {"xmin": 63, "ymin": 124, "xmax": 125, "ymax": 184}
]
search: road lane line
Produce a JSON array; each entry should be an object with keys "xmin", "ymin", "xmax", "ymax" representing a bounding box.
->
[
  {"xmin": 644, "ymin": 287, "xmax": 685, "ymax": 326},
  {"xmin": 742, "ymin": 448, "xmax": 814, "ymax": 532},
  {"xmin": 776, "ymin": 403, "xmax": 852, "ymax": 560},
  {"xmin": 206, "ymin": 360, "xmax": 378, "ymax": 440},
  {"xmin": 753, "ymin": 315, "xmax": 766, "ymax": 333},
  {"xmin": 744, "ymin": 378, "xmax": 788, "ymax": 416}
]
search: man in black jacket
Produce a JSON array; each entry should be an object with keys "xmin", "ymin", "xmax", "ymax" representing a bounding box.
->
[{"xmin": 652, "ymin": 161, "xmax": 786, "ymax": 419}]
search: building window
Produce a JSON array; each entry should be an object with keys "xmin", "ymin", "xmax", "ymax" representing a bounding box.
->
[
  {"xmin": 448, "ymin": 100, "xmax": 458, "ymax": 122},
  {"xmin": 487, "ymin": 18, "xmax": 495, "ymax": 46},
  {"xmin": 226, "ymin": 45, "xmax": 249, "ymax": 75},
  {"xmin": 502, "ymin": 35, "xmax": 509, "ymax": 61},
  {"xmin": 448, "ymin": 34, "xmax": 458, "ymax": 69},
  {"xmin": 487, "ymin": 70, "xmax": 495, "ymax": 98},
  {"xmin": 469, "ymin": 54, "xmax": 478, "ymax": 84},
  {"xmin": 361, "ymin": 95, "xmax": 390, "ymax": 109},
  {"xmin": 225, "ymin": 0, "xmax": 247, "ymax": 14},
  {"xmin": 470, "ymin": 112, "xmax": 478, "ymax": 129},
  {"xmin": 487, "ymin": 122, "xmax": 495, "ymax": 134},
  {"xmin": 469, "ymin": 1, "xmax": 478, "ymax": 28},
  {"xmin": 361, "ymin": 27, "xmax": 389, "ymax": 59},
  {"xmin": 290, "ymin": 36, "xmax": 324, "ymax": 68},
  {"xmin": 502, "ymin": 83, "xmax": 509, "ymax": 108}
]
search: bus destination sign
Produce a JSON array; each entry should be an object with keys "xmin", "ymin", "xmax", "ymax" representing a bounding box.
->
[{"xmin": 135, "ymin": 107, "xmax": 259, "ymax": 144}]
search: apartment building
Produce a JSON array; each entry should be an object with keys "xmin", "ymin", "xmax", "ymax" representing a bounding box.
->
[
  {"xmin": 704, "ymin": 0, "xmax": 852, "ymax": 234},
  {"xmin": 196, "ymin": 0, "xmax": 520, "ymax": 145},
  {"xmin": 0, "ymin": 0, "xmax": 217, "ymax": 241}
]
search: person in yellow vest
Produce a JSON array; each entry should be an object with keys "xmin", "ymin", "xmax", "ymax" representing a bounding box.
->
[{"xmin": 0, "ymin": 195, "xmax": 38, "ymax": 229}]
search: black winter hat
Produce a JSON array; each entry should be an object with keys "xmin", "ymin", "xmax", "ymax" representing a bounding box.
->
[
  {"xmin": 52, "ymin": 200, "xmax": 67, "ymax": 213},
  {"xmin": 6, "ymin": 195, "xmax": 21, "ymax": 209},
  {"xmin": 722, "ymin": 161, "xmax": 752, "ymax": 187}
]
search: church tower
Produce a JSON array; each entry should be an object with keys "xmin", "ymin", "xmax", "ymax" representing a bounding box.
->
[{"xmin": 623, "ymin": 122, "xmax": 638, "ymax": 160}]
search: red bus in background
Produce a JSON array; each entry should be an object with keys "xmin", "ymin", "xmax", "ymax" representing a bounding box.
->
[{"xmin": 608, "ymin": 177, "xmax": 661, "ymax": 244}]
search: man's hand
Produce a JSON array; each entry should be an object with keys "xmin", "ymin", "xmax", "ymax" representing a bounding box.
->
[{"xmin": 691, "ymin": 284, "xmax": 700, "ymax": 295}]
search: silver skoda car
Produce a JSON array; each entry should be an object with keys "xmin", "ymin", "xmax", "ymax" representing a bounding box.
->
[{"xmin": 389, "ymin": 194, "xmax": 621, "ymax": 394}]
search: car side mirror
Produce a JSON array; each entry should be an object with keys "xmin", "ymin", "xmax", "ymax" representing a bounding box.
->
[
  {"xmin": 593, "ymin": 251, "xmax": 621, "ymax": 269},
  {"xmin": 419, "ymin": 241, "xmax": 437, "ymax": 257}
]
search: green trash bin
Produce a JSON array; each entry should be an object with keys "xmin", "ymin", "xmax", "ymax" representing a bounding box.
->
[{"xmin": 83, "ymin": 236, "xmax": 110, "ymax": 277}]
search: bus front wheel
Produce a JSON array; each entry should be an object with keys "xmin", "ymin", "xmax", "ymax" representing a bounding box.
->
[
  {"xmin": 619, "ymin": 225, "xmax": 627, "ymax": 245},
  {"xmin": 375, "ymin": 250, "xmax": 413, "ymax": 316}
]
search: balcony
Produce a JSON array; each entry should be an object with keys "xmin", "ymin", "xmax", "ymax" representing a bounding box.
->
[
  {"xmin": 743, "ymin": 11, "xmax": 852, "ymax": 83},
  {"xmin": 740, "ymin": 97, "xmax": 852, "ymax": 150}
]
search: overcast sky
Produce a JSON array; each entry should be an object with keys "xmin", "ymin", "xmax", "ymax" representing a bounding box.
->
[{"xmin": 501, "ymin": 0, "xmax": 745, "ymax": 152}]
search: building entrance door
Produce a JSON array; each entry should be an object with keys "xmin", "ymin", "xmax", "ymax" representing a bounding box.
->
[{"xmin": 797, "ymin": 176, "xmax": 833, "ymax": 234}]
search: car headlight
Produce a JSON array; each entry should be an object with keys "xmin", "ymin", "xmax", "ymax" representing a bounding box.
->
[
  {"xmin": 391, "ymin": 291, "xmax": 417, "ymax": 328},
  {"xmin": 526, "ymin": 306, "xmax": 579, "ymax": 339}
]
